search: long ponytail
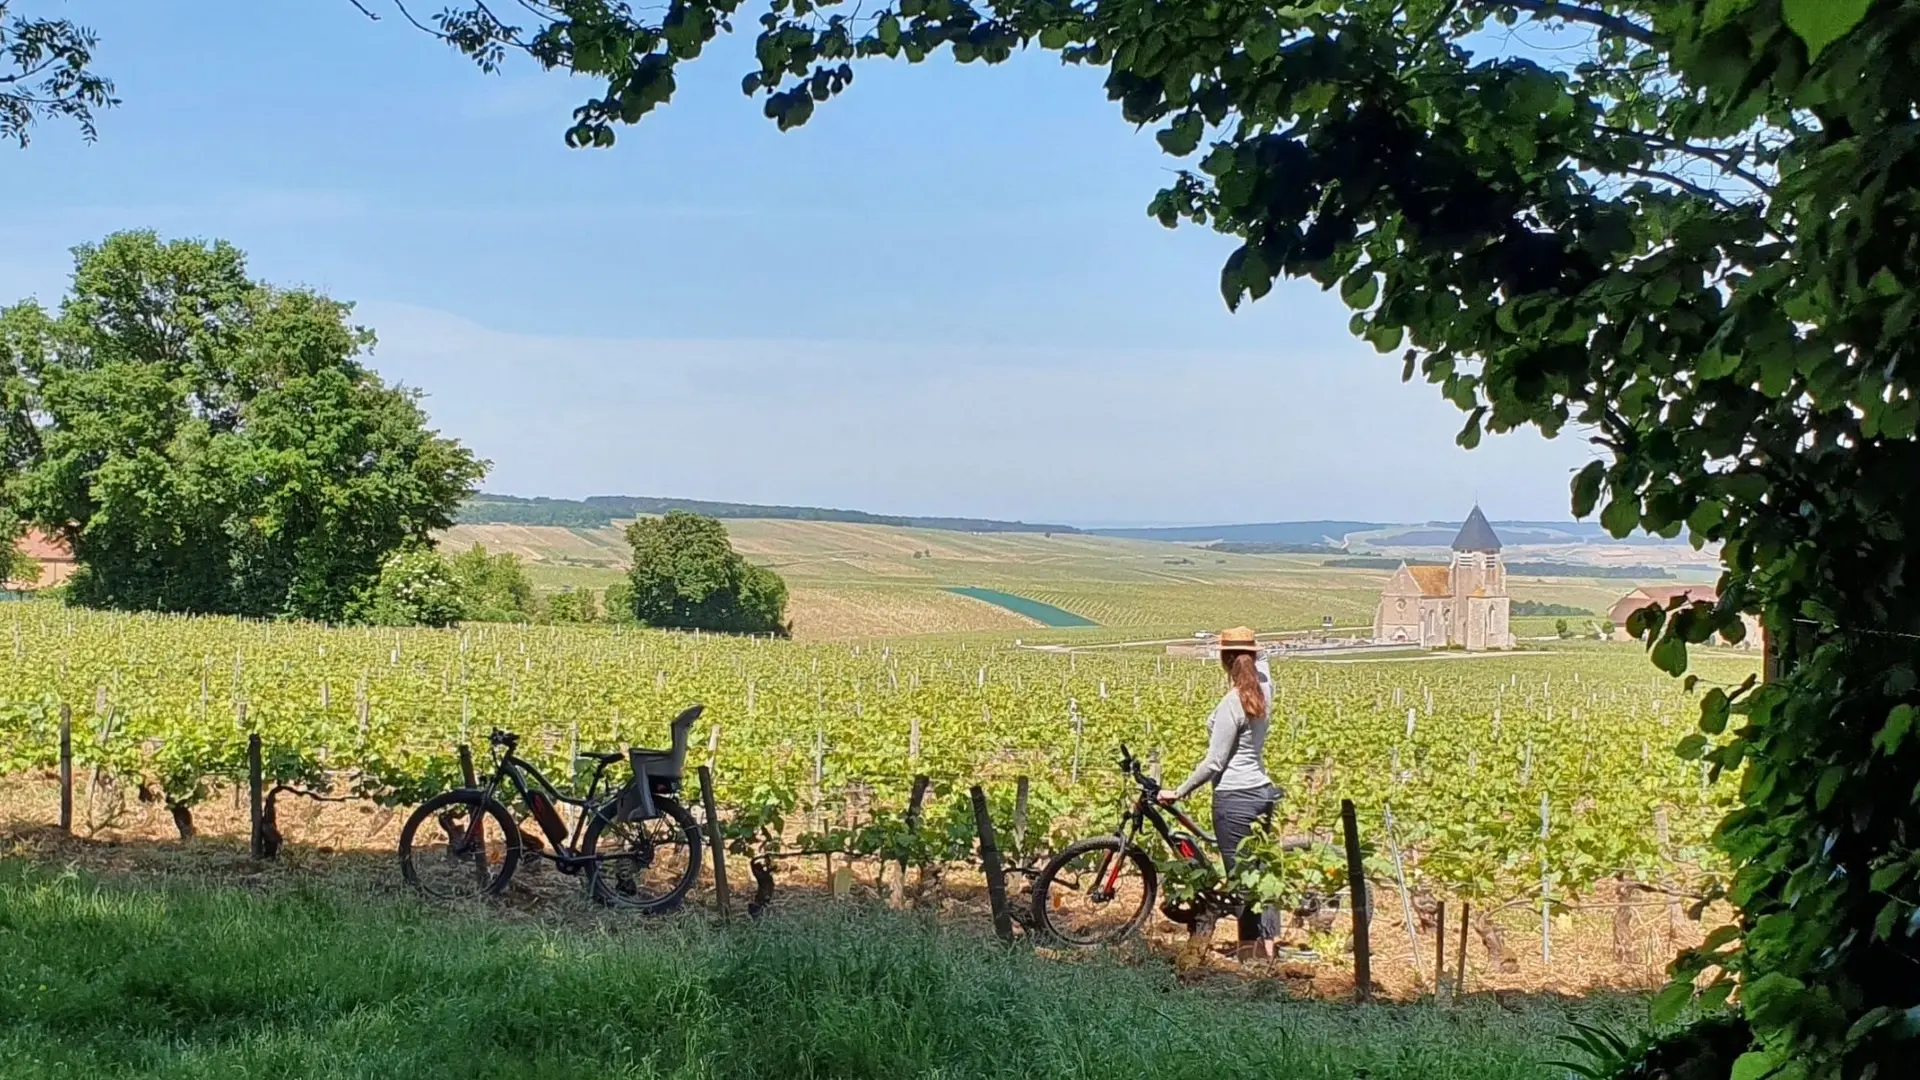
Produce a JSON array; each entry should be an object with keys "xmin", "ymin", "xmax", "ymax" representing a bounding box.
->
[{"xmin": 1223, "ymin": 651, "xmax": 1267, "ymax": 721}]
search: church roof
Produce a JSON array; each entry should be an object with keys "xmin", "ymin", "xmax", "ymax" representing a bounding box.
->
[
  {"xmin": 1408, "ymin": 565, "xmax": 1453, "ymax": 597},
  {"xmin": 1451, "ymin": 506, "xmax": 1502, "ymax": 553},
  {"xmin": 1608, "ymin": 585, "xmax": 1717, "ymax": 626}
]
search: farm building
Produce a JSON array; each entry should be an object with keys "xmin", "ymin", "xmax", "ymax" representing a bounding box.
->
[
  {"xmin": 1607, "ymin": 585, "xmax": 1761, "ymax": 648},
  {"xmin": 4, "ymin": 529, "xmax": 77, "ymax": 593},
  {"xmin": 1371, "ymin": 506, "xmax": 1513, "ymax": 651}
]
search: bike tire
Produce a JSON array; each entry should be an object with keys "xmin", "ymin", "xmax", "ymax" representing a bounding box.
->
[
  {"xmin": 581, "ymin": 795, "xmax": 703, "ymax": 914},
  {"xmin": 1031, "ymin": 836, "xmax": 1158, "ymax": 947},
  {"xmin": 398, "ymin": 788, "xmax": 522, "ymax": 901}
]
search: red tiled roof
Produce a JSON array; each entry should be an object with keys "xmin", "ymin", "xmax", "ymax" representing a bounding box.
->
[
  {"xmin": 1608, "ymin": 585, "xmax": 1716, "ymax": 625},
  {"xmin": 1408, "ymin": 565, "xmax": 1452, "ymax": 598},
  {"xmin": 15, "ymin": 529, "xmax": 72, "ymax": 563},
  {"xmin": 6, "ymin": 528, "xmax": 76, "ymax": 591}
]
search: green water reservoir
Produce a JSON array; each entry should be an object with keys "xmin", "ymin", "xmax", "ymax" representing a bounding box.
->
[{"xmin": 945, "ymin": 588, "xmax": 1096, "ymax": 628}]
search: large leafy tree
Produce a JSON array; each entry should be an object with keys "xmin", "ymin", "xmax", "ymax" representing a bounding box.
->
[
  {"xmin": 0, "ymin": 231, "xmax": 486, "ymax": 621},
  {"xmin": 623, "ymin": 510, "xmax": 788, "ymax": 634},
  {"xmin": 400, "ymin": 0, "xmax": 1913, "ymax": 1074},
  {"xmin": 0, "ymin": 301, "xmax": 42, "ymax": 579}
]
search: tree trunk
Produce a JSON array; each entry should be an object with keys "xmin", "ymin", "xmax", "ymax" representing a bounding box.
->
[
  {"xmin": 167, "ymin": 802, "xmax": 195, "ymax": 840},
  {"xmin": 1612, "ymin": 878, "xmax": 1636, "ymax": 965},
  {"xmin": 1474, "ymin": 912, "xmax": 1521, "ymax": 973}
]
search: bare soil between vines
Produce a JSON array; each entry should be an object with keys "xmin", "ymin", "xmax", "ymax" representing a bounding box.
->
[{"xmin": 1, "ymin": 775, "xmax": 1720, "ymax": 1003}]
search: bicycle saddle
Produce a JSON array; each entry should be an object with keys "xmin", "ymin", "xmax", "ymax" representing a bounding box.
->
[{"xmin": 577, "ymin": 750, "xmax": 623, "ymax": 765}]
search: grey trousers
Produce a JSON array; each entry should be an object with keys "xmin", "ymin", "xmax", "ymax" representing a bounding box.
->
[{"xmin": 1213, "ymin": 784, "xmax": 1282, "ymax": 941}]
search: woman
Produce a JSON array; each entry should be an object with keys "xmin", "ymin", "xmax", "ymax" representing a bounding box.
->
[{"xmin": 1158, "ymin": 626, "xmax": 1281, "ymax": 953}]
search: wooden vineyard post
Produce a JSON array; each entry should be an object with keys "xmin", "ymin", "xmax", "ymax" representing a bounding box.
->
[
  {"xmin": 698, "ymin": 765, "xmax": 730, "ymax": 923},
  {"xmin": 1341, "ymin": 799, "xmax": 1373, "ymax": 1003},
  {"xmin": 1655, "ymin": 807, "xmax": 1682, "ymax": 946},
  {"xmin": 812, "ymin": 728, "xmax": 827, "ymax": 880},
  {"xmin": 246, "ymin": 731, "xmax": 265, "ymax": 860},
  {"xmin": 1539, "ymin": 792, "xmax": 1552, "ymax": 965},
  {"xmin": 1012, "ymin": 776, "xmax": 1030, "ymax": 854},
  {"xmin": 57, "ymin": 703, "xmax": 72, "ymax": 834},
  {"xmin": 1068, "ymin": 698, "xmax": 1083, "ymax": 786},
  {"xmin": 1457, "ymin": 901, "xmax": 1471, "ymax": 994},
  {"xmin": 458, "ymin": 744, "xmax": 477, "ymax": 788},
  {"xmin": 1435, "ymin": 900, "xmax": 1448, "ymax": 1004},
  {"xmin": 895, "ymin": 773, "xmax": 931, "ymax": 908},
  {"xmin": 970, "ymin": 785, "xmax": 1014, "ymax": 943},
  {"xmin": 1383, "ymin": 803, "xmax": 1423, "ymax": 990}
]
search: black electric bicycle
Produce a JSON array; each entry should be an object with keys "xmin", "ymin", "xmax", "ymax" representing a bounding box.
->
[
  {"xmin": 1030, "ymin": 743, "xmax": 1312, "ymax": 946},
  {"xmin": 398, "ymin": 705, "xmax": 704, "ymax": 912}
]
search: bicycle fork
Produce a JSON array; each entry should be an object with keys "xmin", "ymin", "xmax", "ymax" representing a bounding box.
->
[{"xmin": 1093, "ymin": 809, "xmax": 1151, "ymax": 901}]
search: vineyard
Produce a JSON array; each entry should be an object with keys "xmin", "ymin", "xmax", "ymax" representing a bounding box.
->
[{"xmin": 0, "ymin": 603, "xmax": 1755, "ymax": 934}]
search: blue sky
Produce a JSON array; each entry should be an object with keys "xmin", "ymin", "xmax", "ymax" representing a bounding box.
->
[{"xmin": 0, "ymin": 1, "xmax": 1598, "ymax": 526}]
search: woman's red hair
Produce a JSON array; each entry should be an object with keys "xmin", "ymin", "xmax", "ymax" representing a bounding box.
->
[{"xmin": 1221, "ymin": 650, "xmax": 1266, "ymax": 721}]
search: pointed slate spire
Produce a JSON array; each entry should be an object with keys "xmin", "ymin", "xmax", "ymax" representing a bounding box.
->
[{"xmin": 1451, "ymin": 505, "xmax": 1502, "ymax": 553}]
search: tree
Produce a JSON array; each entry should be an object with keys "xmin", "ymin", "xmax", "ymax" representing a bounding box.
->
[
  {"xmin": 0, "ymin": 2, "xmax": 116, "ymax": 147},
  {"xmin": 407, "ymin": 1, "xmax": 1915, "ymax": 1073},
  {"xmin": 0, "ymin": 302, "xmax": 37, "ymax": 586},
  {"xmin": 603, "ymin": 577, "xmax": 637, "ymax": 624},
  {"xmin": 1, "ymin": 231, "xmax": 486, "ymax": 622},
  {"xmin": 447, "ymin": 542, "xmax": 536, "ymax": 622},
  {"xmin": 1555, "ymin": 617, "xmax": 1572, "ymax": 640},
  {"xmin": 542, "ymin": 586, "xmax": 600, "ymax": 624},
  {"xmin": 357, "ymin": 546, "xmax": 464, "ymax": 627},
  {"xmin": 0, "ymin": 541, "xmax": 33, "ymax": 588},
  {"xmin": 622, "ymin": 511, "xmax": 788, "ymax": 634}
]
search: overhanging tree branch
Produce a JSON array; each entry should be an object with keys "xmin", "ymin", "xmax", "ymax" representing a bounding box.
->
[
  {"xmin": 1499, "ymin": 0, "xmax": 1658, "ymax": 46},
  {"xmin": 1599, "ymin": 124, "xmax": 1774, "ymax": 195}
]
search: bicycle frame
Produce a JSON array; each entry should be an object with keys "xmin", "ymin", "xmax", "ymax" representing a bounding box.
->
[
  {"xmin": 1119, "ymin": 794, "xmax": 1219, "ymax": 876},
  {"xmin": 480, "ymin": 749, "xmax": 623, "ymax": 871},
  {"xmin": 1077, "ymin": 745, "xmax": 1224, "ymax": 902}
]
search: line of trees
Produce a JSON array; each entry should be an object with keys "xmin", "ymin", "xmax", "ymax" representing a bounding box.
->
[
  {"xmin": 363, "ymin": 519, "xmax": 790, "ymax": 636},
  {"xmin": 360, "ymin": 543, "xmax": 604, "ymax": 627}
]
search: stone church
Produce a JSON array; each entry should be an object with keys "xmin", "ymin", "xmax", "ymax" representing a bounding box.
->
[{"xmin": 1371, "ymin": 507, "xmax": 1514, "ymax": 650}]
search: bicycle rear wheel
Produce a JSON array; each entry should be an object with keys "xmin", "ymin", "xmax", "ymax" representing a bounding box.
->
[
  {"xmin": 581, "ymin": 795, "xmax": 703, "ymax": 913},
  {"xmin": 1031, "ymin": 836, "xmax": 1158, "ymax": 946},
  {"xmin": 398, "ymin": 789, "xmax": 522, "ymax": 901}
]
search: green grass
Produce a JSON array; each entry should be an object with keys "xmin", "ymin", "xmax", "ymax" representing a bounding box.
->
[{"xmin": 0, "ymin": 864, "xmax": 1634, "ymax": 1079}]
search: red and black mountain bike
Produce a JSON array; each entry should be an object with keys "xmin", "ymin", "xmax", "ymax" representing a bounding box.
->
[{"xmin": 1030, "ymin": 743, "xmax": 1311, "ymax": 946}]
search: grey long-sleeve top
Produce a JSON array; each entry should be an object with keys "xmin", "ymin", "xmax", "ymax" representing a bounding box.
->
[{"xmin": 1171, "ymin": 657, "xmax": 1274, "ymax": 799}]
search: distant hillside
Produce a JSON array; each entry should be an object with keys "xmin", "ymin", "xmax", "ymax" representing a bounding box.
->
[
  {"xmin": 1322, "ymin": 556, "xmax": 1672, "ymax": 579},
  {"xmin": 1090, "ymin": 521, "xmax": 1385, "ymax": 545},
  {"xmin": 1203, "ymin": 541, "xmax": 1344, "ymax": 555},
  {"xmin": 1365, "ymin": 520, "xmax": 1682, "ymax": 547},
  {"xmin": 458, "ymin": 494, "xmax": 1080, "ymax": 534}
]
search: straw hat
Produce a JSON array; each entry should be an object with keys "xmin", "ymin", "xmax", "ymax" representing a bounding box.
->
[{"xmin": 1216, "ymin": 626, "xmax": 1259, "ymax": 653}]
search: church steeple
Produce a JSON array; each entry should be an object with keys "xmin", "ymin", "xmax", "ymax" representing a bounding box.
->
[{"xmin": 1451, "ymin": 505, "xmax": 1502, "ymax": 553}]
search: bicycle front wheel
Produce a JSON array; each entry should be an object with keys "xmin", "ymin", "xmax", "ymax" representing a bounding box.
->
[
  {"xmin": 398, "ymin": 789, "xmax": 522, "ymax": 901},
  {"xmin": 1031, "ymin": 836, "xmax": 1158, "ymax": 947},
  {"xmin": 581, "ymin": 795, "xmax": 703, "ymax": 913}
]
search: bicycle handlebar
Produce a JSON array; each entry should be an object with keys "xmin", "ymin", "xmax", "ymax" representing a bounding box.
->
[
  {"xmin": 489, "ymin": 728, "xmax": 519, "ymax": 749},
  {"xmin": 1115, "ymin": 742, "xmax": 1158, "ymax": 794}
]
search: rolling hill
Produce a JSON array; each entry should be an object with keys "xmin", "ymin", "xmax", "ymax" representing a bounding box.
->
[{"xmin": 438, "ymin": 518, "xmax": 1653, "ymax": 641}]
